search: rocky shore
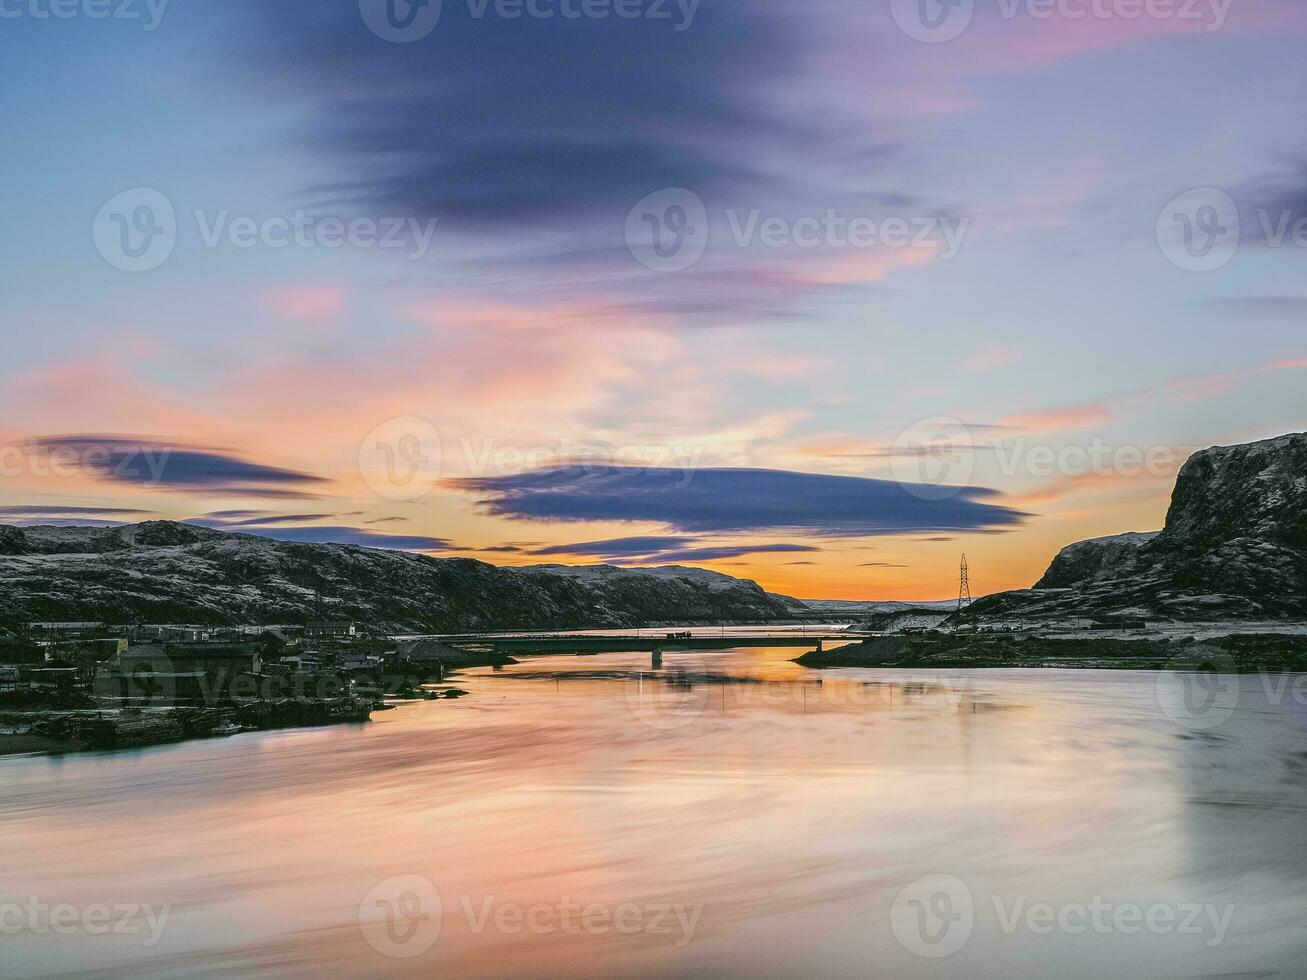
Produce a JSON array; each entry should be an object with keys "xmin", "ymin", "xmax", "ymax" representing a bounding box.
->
[{"xmin": 0, "ymin": 697, "xmax": 375, "ymax": 756}]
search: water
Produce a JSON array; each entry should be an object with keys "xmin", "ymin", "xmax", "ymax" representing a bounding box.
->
[{"xmin": 2, "ymin": 645, "xmax": 1305, "ymax": 978}]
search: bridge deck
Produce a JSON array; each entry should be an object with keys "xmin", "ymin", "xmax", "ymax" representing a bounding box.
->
[{"xmin": 440, "ymin": 633, "xmax": 869, "ymax": 654}]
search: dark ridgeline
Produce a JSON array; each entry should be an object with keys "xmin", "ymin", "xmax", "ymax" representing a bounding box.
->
[{"xmin": 0, "ymin": 522, "xmax": 806, "ymax": 633}]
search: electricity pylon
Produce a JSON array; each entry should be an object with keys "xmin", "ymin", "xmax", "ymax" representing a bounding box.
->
[{"xmin": 957, "ymin": 554, "xmax": 973, "ymax": 612}]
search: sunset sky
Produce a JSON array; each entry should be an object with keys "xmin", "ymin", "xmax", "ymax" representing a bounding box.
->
[{"xmin": 2, "ymin": 0, "xmax": 1305, "ymax": 599}]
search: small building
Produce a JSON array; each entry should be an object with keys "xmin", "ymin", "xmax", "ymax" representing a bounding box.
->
[
  {"xmin": 43, "ymin": 639, "xmax": 126, "ymax": 685},
  {"xmin": 278, "ymin": 653, "xmax": 323, "ymax": 673},
  {"xmin": 28, "ymin": 667, "xmax": 79, "ymax": 695},
  {"xmin": 120, "ymin": 643, "xmax": 262, "ymax": 677},
  {"xmin": 1089, "ymin": 618, "xmax": 1148, "ymax": 631},
  {"xmin": 305, "ymin": 622, "xmax": 359, "ymax": 640},
  {"xmin": 94, "ymin": 670, "xmax": 211, "ymax": 706},
  {"xmin": 0, "ymin": 666, "xmax": 21, "ymax": 692},
  {"xmin": 0, "ymin": 644, "xmax": 48, "ymax": 667},
  {"xmin": 130, "ymin": 625, "xmax": 212, "ymax": 643},
  {"xmin": 338, "ymin": 651, "xmax": 382, "ymax": 671},
  {"xmin": 27, "ymin": 622, "xmax": 104, "ymax": 639}
]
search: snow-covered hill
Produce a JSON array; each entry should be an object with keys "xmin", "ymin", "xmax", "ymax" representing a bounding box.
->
[{"xmin": 0, "ymin": 522, "xmax": 806, "ymax": 632}]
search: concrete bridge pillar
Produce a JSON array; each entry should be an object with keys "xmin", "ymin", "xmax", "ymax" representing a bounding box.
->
[
  {"xmin": 652, "ymin": 648, "xmax": 663, "ymax": 669},
  {"xmin": 815, "ymin": 639, "xmax": 824, "ymax": 654}
]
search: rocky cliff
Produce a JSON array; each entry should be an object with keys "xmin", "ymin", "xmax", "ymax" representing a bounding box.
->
[
  {"xmin": 0, "ymin": 522, "xmax": 807, "ymax": 632},
  {"xmin": 1033, "ymin": 532, "xmax": 1160, "ymax": 590},
  {"xmin": 967, "ymin": 432, "xmax": 1307, "ymax": 622}
]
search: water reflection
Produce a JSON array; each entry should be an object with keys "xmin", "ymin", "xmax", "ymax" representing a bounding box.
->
[{"xmin": 2, "ymin": 646, "xmax": 1305, "ymax": 978}]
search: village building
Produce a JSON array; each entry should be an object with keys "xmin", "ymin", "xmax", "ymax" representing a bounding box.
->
[
  {"xmin": 26, "ymin": 622, "xmax": 104, "ymax": 639},
  {"xmin": 130, "ymin": 625, "xmax": 213, "ymax": 643},
  {"xmin": 305, "ymin": 621, "xmax": 358, "ymax": 641},
  {"xmin": 120, "ymin": 642, "xmax": 263, "ymax": 677}
]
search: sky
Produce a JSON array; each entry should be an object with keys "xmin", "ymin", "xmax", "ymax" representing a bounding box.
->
[{"xmin": 1, "ymin": 0, "xmax": 1305, "ymax": 600}]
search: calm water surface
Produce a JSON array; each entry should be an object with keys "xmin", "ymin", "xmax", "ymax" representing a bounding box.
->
[{"xmin": 3, "ymin": 645, "xmax": 1306, "ymax": 978}]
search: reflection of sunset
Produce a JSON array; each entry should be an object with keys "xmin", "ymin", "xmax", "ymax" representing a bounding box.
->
[{"xmin": 4, "ymin": 647, "xmax": 1304, "ymax": 977}]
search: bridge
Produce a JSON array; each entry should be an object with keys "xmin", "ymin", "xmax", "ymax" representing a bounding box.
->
[{"xmin": 440, "ymin": 631, "xmax": 873, "ymax": 656}]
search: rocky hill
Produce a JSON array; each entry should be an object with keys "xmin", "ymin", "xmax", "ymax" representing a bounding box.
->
[
  {"xmin": 1033, "ymin": 532, "xmax": 1160, "ymax": 589},
  {"xmin": 966, "ymin": 432, "xmax": 1307, "ymax": 622},
  {"xmin": 0, "ymin": 522, "xmax": 807, "ymax": 632}
]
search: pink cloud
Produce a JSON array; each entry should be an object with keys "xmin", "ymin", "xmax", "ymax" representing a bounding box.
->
[
  {"xmin": 1012, "ymin": 461, "xmax": 1186, "ymax": 508},
  {"xmin": 920, "ymin": 1, "xmax": 1302, "ymax": 78},
  {"xmin": 1001, "ymin": 404, "xmax": 1113, "ymax": 433},
  {"xmin": 784, "ymin": 245, "xmax": 940, "ymax": 286},
  {"xmin": 1125, "ymin": 353, "xmax": 1307, "ymax": 405},
  {"xmin": 995, "ymin": 353, "xmax": 1307, "ymax": 437},
  {"xmin": 267, "ymin": 287, "xmax": 347, "ymax": 321},
  {"xmin": 823, "ymin": 1, "xmax": 1305, "ymax": 130},
  {"xmin": 965, "ymin": 345, "xmax": 1025, "ymax": 373},
  {"xmin": 731, "ymin": 352, "xmax": 833, "ymax": 381}
]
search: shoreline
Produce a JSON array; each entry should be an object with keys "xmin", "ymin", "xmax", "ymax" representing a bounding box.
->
[
  {"xmin": 0, "ymin": 646, "xmax": 516, "ymax": 759},
  {"xmin": 794, "ymin": 632, "xmax": 1307, "ymax": 672},
  {"xmin": 9, "ymin": 632, "xmax": 1306, "ymax": 759}
]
